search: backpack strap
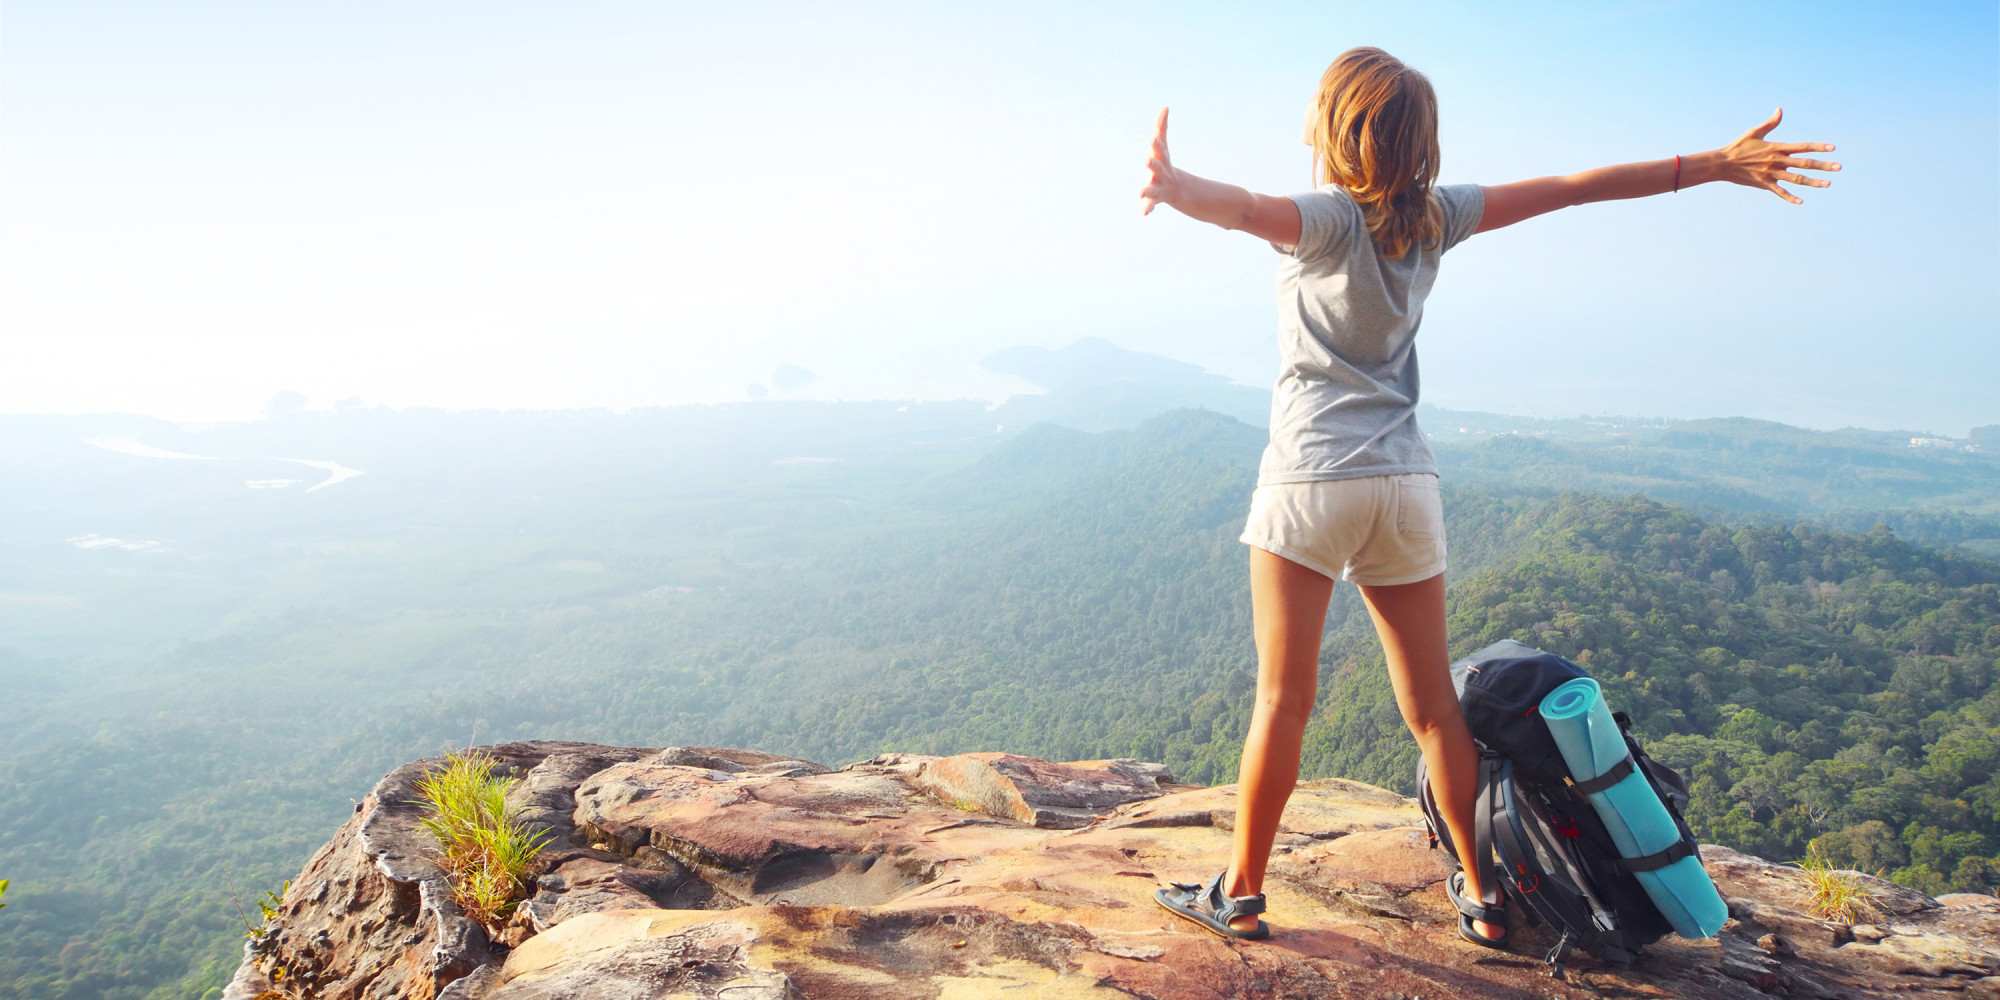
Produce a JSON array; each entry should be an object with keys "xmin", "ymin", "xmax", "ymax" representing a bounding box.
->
[
  {"xmin": 1564, "ymin": 755, "xmax": 1634, "ymax": 797},
  {"xmin": 1611, "ymin": 838, "xmax": 1697, "ymax": 875},
  {"xmin": 1488, "ymin": 768, "xmax": 1540, "ymax": 899},
  {"xmin": 1488, "ymin": 762, "xmax": 1639, "ymax": 968},
  {"xmin": 1468, "ymin": 756, "xmax": 1505, "ymax": 909},
  {"xmin": 1416, "ymin": 757, "xmax": 1441, "ymax": 851},
  {"xmin": 1637, "ymin": 752, "xmax": 1693, "ymax": 815},
  {"xmin": 1610, "ymin": 712, "xmax": 1694, "ymax": 814}
]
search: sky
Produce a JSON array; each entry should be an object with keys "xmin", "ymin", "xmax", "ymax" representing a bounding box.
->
[{"xmin": 3, "ymin": 0, "xmax": 1996, "ymax": 433}]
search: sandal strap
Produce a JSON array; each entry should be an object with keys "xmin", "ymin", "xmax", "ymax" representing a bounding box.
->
[
  {"xmin": 1199, "ymin": 872, "xmax": 1267, "ymax": 918},
  {"xmin": 1448, "ymin": 871, "xmax": 1506, "ymax": 924}
]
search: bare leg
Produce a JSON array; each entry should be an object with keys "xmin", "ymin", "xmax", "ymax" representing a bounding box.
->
[
  {"xmin": 1357, "ymin": 573, "xmax": 1502, "ymax": 941},
  {"xmin": 1222, "ymin": 547, "xmax": 1334, "ymax": 930}
]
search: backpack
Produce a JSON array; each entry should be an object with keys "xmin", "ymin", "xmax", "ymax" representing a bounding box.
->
[{"xmin": 1416, "ymin": 640, "xmax": 1699, "ymax": 978}]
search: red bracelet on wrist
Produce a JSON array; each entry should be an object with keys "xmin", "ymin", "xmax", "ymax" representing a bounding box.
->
[{"xmin": 1673, "ymin": 154, "xmax": 1682, "ymax": 193}]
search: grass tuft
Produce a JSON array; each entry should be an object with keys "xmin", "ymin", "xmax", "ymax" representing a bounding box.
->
[
  {"xmin": 412, "ymin": 750, "xmax": 550, "ymax": 925},
  {"xmin": 1792, "ymin": 840, "xmax": 1884, "ymax": 924},
  {"xmin": 230, "ymin": 875, "xmax": 289, "ymax": 940}
]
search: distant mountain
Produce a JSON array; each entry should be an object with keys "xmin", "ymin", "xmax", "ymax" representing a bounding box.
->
[
  {"xmin": 974, "ymin": 338, "xmax": 2000, "ymax": 549},
  {"xmin": 982, "ymin": 337, "xmax": 1271, "ymax": 432}
]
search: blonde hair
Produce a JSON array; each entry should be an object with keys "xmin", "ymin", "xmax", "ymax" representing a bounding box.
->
[{"xmin": 1307, "ymin": 47, "xmax": 1442, "ymax": 260}]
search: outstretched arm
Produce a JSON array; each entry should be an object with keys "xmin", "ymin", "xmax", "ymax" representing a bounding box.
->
[
  {"xmin": 1477, "ymin": 108, "xmax": 1840, "ymax": 234},
  {"xmin": 1139, "ymin": 108, "xmax": 1303, "ymax": 246}
]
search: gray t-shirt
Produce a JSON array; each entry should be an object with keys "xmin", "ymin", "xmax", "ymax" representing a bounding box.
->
[{"xmin": 1257, "ymin": 183, "xmax": 1484, "ymax": 485}]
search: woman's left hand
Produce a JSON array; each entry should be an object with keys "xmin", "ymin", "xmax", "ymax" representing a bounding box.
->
[{"xmin": 1710, "ymin": 108, "xmax": 1841, "ymax": 204}]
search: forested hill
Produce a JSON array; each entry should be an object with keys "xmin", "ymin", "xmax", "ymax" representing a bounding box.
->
[
  {"xmin": 2, "ymin": 408, "xmax": 1998, "ymax": 1000},
  {"xmin": 1312, "ymin": 492, "xmax": 2000, "ymax": 893},
  {"xmin": 1431, "ymin": 416, "xmax": 2000, "ymax": 555}
]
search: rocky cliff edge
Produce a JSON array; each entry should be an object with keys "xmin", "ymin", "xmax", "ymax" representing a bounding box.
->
[{"xmin": 224, "ymin": 741, "xmax": 2000, "ymax": 999}]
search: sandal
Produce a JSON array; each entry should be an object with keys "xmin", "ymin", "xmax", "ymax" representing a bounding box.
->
[
  {"xmin": 1446, "ymin": 870, "xmax": 1509, "ymax": 949},
  {"xmin": 1154, "ymin": 872, "xmax": 1270, "ymax": 940}
]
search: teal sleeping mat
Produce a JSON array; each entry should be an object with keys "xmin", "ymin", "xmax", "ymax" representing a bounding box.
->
[{"xmin": 1539, "ymin": 677, "xmax": 1728, "ymax": 938}]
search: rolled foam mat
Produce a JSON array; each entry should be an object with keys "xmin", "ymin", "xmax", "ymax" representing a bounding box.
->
[{"xmin": 1539, "ymin": 677, "xmax": 1728, "ymax": 939}]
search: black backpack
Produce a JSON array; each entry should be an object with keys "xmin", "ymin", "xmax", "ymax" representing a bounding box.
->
[{"xmin": 1416, "ymin": 640, "xmax": 1699, "ymax": 978}]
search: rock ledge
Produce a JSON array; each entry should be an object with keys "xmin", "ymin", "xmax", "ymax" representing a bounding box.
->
[{"xmin": 226, "ymin": 741, "xmax": 2000, "ymax": 999}]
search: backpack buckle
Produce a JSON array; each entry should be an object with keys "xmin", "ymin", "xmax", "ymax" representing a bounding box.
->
[{"xmin": 1511, "ymin": 862, "xmax": 1539, "ymax": 894}]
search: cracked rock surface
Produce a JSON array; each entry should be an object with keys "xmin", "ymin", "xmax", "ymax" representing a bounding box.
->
[{"xmin": 227, "ymin": 741, "xmax": 2000, "ymax": 999}]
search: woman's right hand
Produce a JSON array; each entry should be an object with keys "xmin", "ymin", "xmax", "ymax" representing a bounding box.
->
[
  {"xmin": 1140, "ymin": 108, "xmax": 1182, "ymax": 215},
  {"xmin": 1708, "ymin": 108, "xmax": 1841, "ymax": 204},
  {"xmin": 1135, "ymin": 108, "xmax": 1302, "ymax": 242}
]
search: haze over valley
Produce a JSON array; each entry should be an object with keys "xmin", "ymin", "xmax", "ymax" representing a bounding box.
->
[{"xmin": 3, "ymin": 341, "xmax": 1999, "ymax": 998}]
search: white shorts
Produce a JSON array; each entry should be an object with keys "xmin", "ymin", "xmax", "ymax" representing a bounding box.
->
[{"xmin": 1239, "ymin": 473, "xmax": 1447, "ymax": 586}]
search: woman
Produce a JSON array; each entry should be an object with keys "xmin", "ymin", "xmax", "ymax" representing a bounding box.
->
[{"xmin": 1142, "ymin": 47, "xmax": 1836, "ymax": 947}]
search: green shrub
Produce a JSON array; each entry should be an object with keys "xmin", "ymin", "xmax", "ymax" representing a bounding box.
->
[
  {"xmin": 412, "ymin": 751, "xmax": 550, "ymax": 924},
  {"xmin": 1887, "ymin": 862, "xmax": 1951, "ymax": 897},
  {"xmin": 1950, "ymin": 855, "xmax": 2000, "ymax": 894},
  {"xmin": 1794, "ymin": 840, "xmax": 1883, "ymax": 923}
]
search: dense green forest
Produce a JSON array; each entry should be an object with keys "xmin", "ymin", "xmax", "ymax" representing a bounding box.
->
[
  {"xmin": 1309, "ymin": 494, "xmax": 2000, "ymax": 895},
  {"xmin": 1, "ymin": 404, "xmax": 1997, "ymax": 1000}
]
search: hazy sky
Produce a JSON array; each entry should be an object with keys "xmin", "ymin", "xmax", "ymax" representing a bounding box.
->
[{"xmin": 5, "ymin": 1, "xmax": 1995, "ymax": 432}]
